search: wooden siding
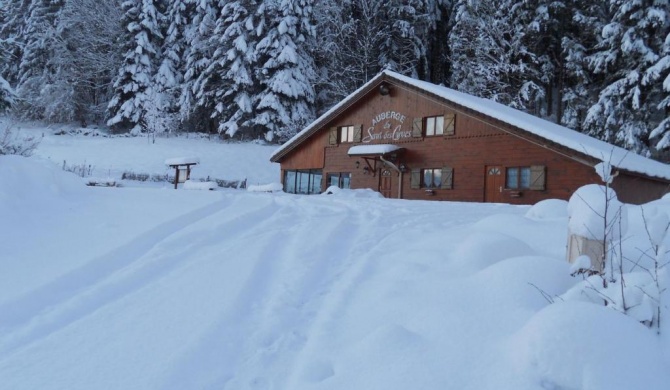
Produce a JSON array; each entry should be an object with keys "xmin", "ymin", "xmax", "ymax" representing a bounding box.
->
[
  {"xmin": 280, "ymin": 130, "xmax": 327, "ymax": 170},
  {"xmin": 612, "ymin": 174, "xmax": 670, "ymax": 205}
]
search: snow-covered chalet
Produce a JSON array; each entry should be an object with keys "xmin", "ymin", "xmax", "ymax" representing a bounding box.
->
[{"xmin": 270, "ymin": 71, "xmax": 670, "ymax": 204}]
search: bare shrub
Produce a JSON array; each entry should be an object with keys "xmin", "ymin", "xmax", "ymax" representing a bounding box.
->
[{"xmin": 0, "ymin": 123, "xmax": 41, "ymax": 156}]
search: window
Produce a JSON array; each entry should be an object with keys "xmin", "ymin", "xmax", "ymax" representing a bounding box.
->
[
  {"xmin": 425, "ymin": 116, "xmax": 444, "ymax": 136},
  {"xmin": 506, "ymin": 167, "xmax": 531, "ymax": 189},
  {"xmin": 340, "ymin": 125, "xmax": 355, "ymax": 143},
  {"xmin": 411, "ymin": 167, "xmax": 453, "ymax": 190},
  {"xmin": 327, "ymin": 172, "xmax": 351, "ymax": 189},
  {"xmin": 283, "ymin": 169, "xmax": 323, "ymax": 194},
  {"xmin": 422, "ymin": 168, "xmax": 442, "ymax": 188},
  {"xmin": 412, "ymin": 113, "xmax": 455, "ymax": 138}
]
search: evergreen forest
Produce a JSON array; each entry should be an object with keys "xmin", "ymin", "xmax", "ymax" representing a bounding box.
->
[{"xmin": 1, "ymin": 0, "xmax": 669, "ymax": 159}]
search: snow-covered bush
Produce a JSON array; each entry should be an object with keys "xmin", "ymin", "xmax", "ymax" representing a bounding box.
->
[
  {"xmin": 562, "ymin": 159, "xmax": 670, "ymax": 332},
  {"xmin": 525, "ymin": 199, "xmax": 568, "ymax": 219},
  {"xmin": 0, "ymin": 76, "xmax": 14, "ymax": 112},
  {"xmin": 0, "ymin": 123, "xmax": 41, "ymax": 156},
  {"xmin": 564, "ymin": 181, "xmax": 668, "ymax": 331},
  {"xmin": 568, "ymin": 184, "xmax": 627, "ymax": 243}
]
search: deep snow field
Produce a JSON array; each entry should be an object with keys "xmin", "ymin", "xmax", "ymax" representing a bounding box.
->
[{"xmin": 1, "ymin": 121, "xmax": 670, "ymax": 390}]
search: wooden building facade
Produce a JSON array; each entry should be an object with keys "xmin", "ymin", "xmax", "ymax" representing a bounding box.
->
[{"xmin": 271, "ymin": 71, "xmax": 670, "ymax": 205}]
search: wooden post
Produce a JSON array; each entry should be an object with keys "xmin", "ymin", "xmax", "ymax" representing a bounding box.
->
[{"xmin": 174, "ymin": 166, "xmax": 180, "ymax": 189}]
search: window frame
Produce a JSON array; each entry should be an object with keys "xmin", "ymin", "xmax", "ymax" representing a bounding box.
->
[
  {"xmin": 327, "ymin": 172, "xmax": 351, "ymax": 189},
  {"xmin": 425, "ymin": 115, "xmax": 444, "ymax": 137},
  {"xmin": 421, "ymin": 168, "xmax": 443, "ymax": 189},
  {"xmin": 505, "ymin": 166, "xmax": 531, "ymax": 190},
  {"xmin": 283, "ymin": 169, "xmax": 323, "ymax": 194},
  {"xmin": 339, "ymin": 125, "xmax": 355, "ymax": 143}
]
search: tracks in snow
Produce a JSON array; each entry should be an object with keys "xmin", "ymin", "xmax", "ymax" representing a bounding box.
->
[
  {"xmin": 0, "ymin": 194, "xmax": 279, "ymax": 357},
  {"xmin": 0, "ymin": 193, "xmax": 508, "ymax": 388}
]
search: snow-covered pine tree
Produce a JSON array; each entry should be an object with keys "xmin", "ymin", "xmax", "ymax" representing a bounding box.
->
[
  {"xmin": 525, "ymin": 0, "xmax": 567, "ymax": 120},
  {"xmin": 424, "ymin": 0, "xmax": 455, "ymax": 85},
  {"xmin": 310, "ymin": 0, "xmax": 359, "ymax": 111},
  {"xmin": 450, "ymin": 0, "xmax": 542, "ymax": 110},
  {"xmin": 107, "ymin": 0, "xmax": 165, "ymax": 135},
  {"xmin": 310, "ymin": 0, "xmax": 388, "ymax": 111},
  {"xmin": 0, "ymin": 1, "xmax": 9, "ymax": 81},
  {"xmin": 379, "ymin": 0, "xmax": 428, "ymax": 78},
  {"xmin": 647, "ymin": 13, "xmax": 670, "ymax": 152},
  {"xmin": 0, "ymin": 1, "xmax": 12, "ymax": 111},
  {"xmin": 0, "ymin": 75, "xmax": 14, "ymax": 112},
  {"xmin": 192, "ymin": 0, "xmax": 244, "ymax": 137},
  {"xmin": 48, "ymin": 0, "xmax": 124, "ymax": 125},
  {"xmin": 312, "ymin": 0, "xmax": 454, "ymax": 113},
  {"xmin": 197, "ymin": 0, "xmax": 258, "ymax": 138},
  {"xmin": 382, "ymin": 0, "xmax": 456, "ymax": 82},
  {"xmin": 251, "ymin": 0, "xmax": 317, "ymax": 142},
  {"xmin": 15, "ymin": 0, "xmax": 65, "ymax": 120},
  {"xmin": 0, "ymin": 0, "xmax": 32, "ymax": 87},
  {"xmin": 560, "ymin": 0, "xmax": 608, "ymax": 130},
  {"xmin": 585, "ymin": 0, "xmax": 670, "ymax": 156},
  {"xmin": 156, "ymin": 0, "xmax": 191, "ymax": 133},
  {"xmin": 178, "ymin": 0, "xmax": 219, "ymax": 133}
]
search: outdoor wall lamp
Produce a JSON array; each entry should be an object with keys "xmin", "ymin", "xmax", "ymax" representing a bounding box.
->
[
  {"xmin": 399, "ymin": 163, "xmax": 407, "ymax": 173},
  {"xmin": 379, "ymin": 83, "xmax": 391, "ymax": 96},
  {"xmin": 363, "ymin": 166, "xmax": 370, "ymax": 175},
  {"xmin": 356, "ymin": 160, "xmax": 360, "ymax": 169}
]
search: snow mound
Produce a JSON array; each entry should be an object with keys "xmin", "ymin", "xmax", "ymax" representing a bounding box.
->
[
  {"xmin": 183, "ymin": 180, "xmax": 217, "ymax": 190},
  {"xmin": 330, "ymin": 324, "xmax": 431, "ymax": 388},
  {"xmin": 0, "ymin": 155, "xmax": 84, "ymax": 211},
  {"xmin": 451, "ymin": 230, "xmax": 536, "ymax": 273},
  {"xmin": 322, "ymin": 186, "xmax": 384, "ymax": 198},
  {"xmin": 509, "ymin": 301, "xmax": 670, "ymax": 390},
  {"xmin": 568, "ymin": 184, "xmax": 627, "ymax": 239},
  {"xmin": 472, "ymin": 256, "xmax": 575, "ymax": 312},
  {"xmin": 525, "ymin": 199, "xmax": 568, "ymax": 219},
  {"xmin": 471, "ymin": 213, "xmax": 567, "ymax": 259}
]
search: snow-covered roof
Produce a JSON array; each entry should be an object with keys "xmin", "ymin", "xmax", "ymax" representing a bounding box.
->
[
  {"xmin": 164, "ymin": 157, "xmax": 200, "ymax": 166},
  {"xmin": 271, "ymin": 71, "xmax": 670, "ymax": 181},
  {"xmin": 348, "ymin": 144, "xmax": 402, "ymax": 156}
]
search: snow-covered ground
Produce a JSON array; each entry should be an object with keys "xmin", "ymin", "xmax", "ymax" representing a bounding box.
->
[
  {"xmin": 1, "ymin": 122, "xmax": 670, "ymax": 389},
  {"xmin": 4, "ymin": 120, "xmax": 280, "ymax": 186}
]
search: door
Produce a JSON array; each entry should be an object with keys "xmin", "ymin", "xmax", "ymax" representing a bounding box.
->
[
  {"xmin": 485, "ymin": 166, "xmax": 504, "ymax": 202},
  {"xmin": 379, "ymin": 169, "xmax": 392, "ymax": 198}
]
